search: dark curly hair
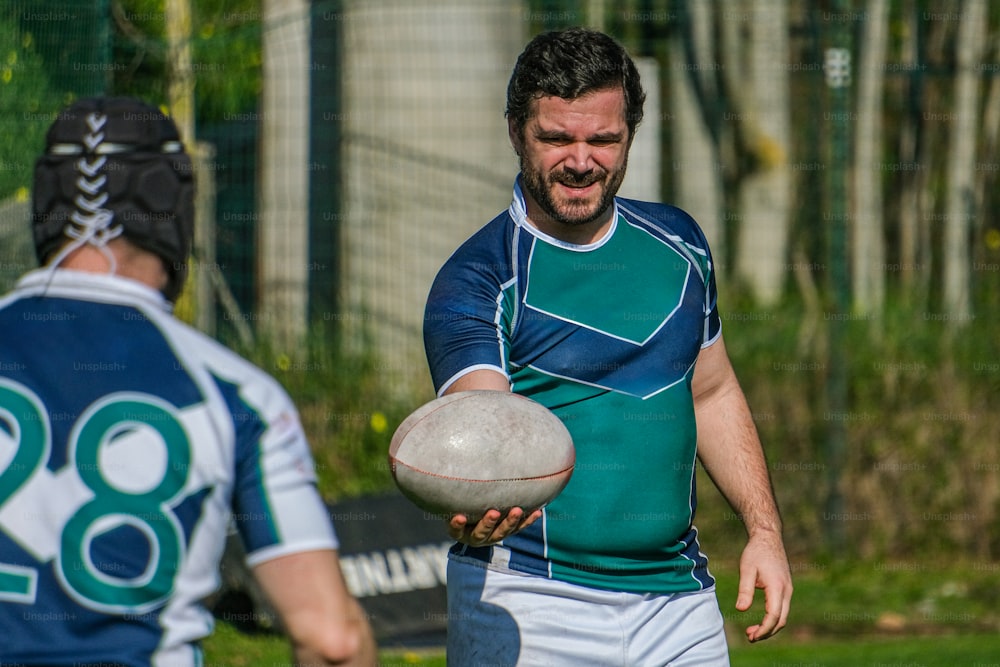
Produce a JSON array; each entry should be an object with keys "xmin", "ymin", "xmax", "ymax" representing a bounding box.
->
[{"xmin": 506, "ymin": 27, "xmax": 645, "ymax": 141}]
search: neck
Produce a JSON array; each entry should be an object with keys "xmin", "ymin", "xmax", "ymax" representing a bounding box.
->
[{"xmin": 55, "ymin": 241, "xmax": 168, "ymax": 293}]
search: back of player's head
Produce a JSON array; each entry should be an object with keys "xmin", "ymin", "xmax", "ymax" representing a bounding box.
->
[
  {"xmin": 505, "ymin": 27, "xmax": 645, "ymax": 141},
  {"xmin": 32, "ymin": 96, "xmax": 194, "ymax": 301}
]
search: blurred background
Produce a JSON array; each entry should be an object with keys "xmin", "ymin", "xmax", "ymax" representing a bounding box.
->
[{"xmin": 1, "ymin": 0, "xmax": 999, "ymax": 657}]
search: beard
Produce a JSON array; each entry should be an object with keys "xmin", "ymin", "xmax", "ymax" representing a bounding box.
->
[{"xmin": 519, "ymin": 157, "xmax": 627, "ymax": 228}]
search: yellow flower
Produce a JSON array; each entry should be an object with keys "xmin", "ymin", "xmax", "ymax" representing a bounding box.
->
[
  {"xmin": 6, "ymin": 51, "xmax": 16, "ymax": 66},
  {"xmin": 986, "ymin": 228, "xmax": 1000, "ymax": 252},
  {"xmin": 370, "ymin": 411, "xmax": 388, "ymax": 433},
  {"xmin": 1, "ymin": 67, "xmax": 11, "ymax": 84},
  {"xmin": 14, "ymin": 187, "xmax": 29, "ymax": 203},
  {"xmin": 276, "ymin": 353, "xmax": 291, "ymax": 372}
]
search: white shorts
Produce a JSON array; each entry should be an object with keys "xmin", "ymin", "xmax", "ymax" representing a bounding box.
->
[{"xmin": 446, "ymin": 556, "xmax": 730, "ymax": 667}]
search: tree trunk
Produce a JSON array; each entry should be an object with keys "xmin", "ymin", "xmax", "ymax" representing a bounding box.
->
[
  {"xmin": 339, "ymin": 2, "xmax": 524, "ymax": 396},
  {"xmin": 165, "ymin": 0, "xmax": 215, "ymax": 334},
  {"xmin": 734, "ymin": 0, "xmax": 791, "ymax": 304},
  {"xmin": 943, "ymin": 0, "xmax": 986, "ymax": 323},
  {"xmin": 258, "ymin": 0, "xmax": 311, "ymax": 349},
  {"xmin": 896, "ymin": 0, "xmax": 920, "ymax": 298},
  {"xmin": 669, "ymin": 1, "xmax": 724, "ymax": 254},
  {"xmin": 852, "ymin": 0, "xmax": 889, "ymax": 314}
]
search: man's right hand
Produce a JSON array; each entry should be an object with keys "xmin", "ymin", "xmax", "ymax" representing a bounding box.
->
[{"xmin": 448, "ymin": 507, "xmax": 542, "ymax": 546}]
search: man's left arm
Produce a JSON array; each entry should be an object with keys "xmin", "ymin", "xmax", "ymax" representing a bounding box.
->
[{"xmin": 692, "ymin": 334, "xmax": 793, "ymax": 643}]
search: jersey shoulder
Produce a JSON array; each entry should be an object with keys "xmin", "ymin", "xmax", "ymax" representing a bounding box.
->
[
  {"xmin": 157, "ymin": 312, "xmax": 296, "ymax": 416},
  {"xmin": 616, "ymin": 198, "xmax": 713, "ymax": 253}
]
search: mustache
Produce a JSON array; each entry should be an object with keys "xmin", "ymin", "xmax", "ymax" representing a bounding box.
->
[{"xmin": 549, "ymin": 169, "xmax": 606, "ymax": 187}]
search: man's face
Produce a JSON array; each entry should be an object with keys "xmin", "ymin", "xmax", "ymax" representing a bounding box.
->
[{"xmin": 511, "ymin": 87, "xmax": 630, "ymax": 234}]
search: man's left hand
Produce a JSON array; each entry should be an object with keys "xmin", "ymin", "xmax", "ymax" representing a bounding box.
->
[{"xmin": 735, "ymin": 529, "xmax": 793, "ymax": 642}]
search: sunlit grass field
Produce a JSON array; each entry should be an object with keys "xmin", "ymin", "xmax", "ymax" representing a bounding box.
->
[
  {"xmin": 203, "ymin": 557, "xmax": 1000, "ymax": 665},
  {"xmin": 204, "ymin": 622, "xmax": 1000, "ymax": 666}
]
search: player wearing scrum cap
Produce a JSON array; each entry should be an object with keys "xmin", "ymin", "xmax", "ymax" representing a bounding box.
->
[{"xmin": 0, "ymin": 97, "xmax": 375, "ymax": 666}]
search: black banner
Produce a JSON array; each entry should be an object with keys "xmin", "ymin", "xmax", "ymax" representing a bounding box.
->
[
  {"xmin": 331, "ymin": 492, "xmax": 452, "ymax": 645},
  {"xmin": 213, "ymin": 491, "xmax": 451, "ymax": 646}
]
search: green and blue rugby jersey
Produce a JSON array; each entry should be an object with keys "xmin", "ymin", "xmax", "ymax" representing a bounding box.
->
[
  {"xmin": 424, "ymin": 179, "xmax": 722, "ymax": 594},
  {"xmin": 0, "ymin": 269, "xmax": 336, "ymax": 666}
]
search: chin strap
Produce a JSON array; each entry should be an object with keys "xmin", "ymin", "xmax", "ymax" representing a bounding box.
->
[{"xmin": 45, "ymin": 112, "xmax": 124, "ymax": 275}]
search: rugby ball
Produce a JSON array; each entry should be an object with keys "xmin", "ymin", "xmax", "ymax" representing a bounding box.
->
[{"xmin": 389, "ymin": 391, "xmax": 575, "ymax": 521}]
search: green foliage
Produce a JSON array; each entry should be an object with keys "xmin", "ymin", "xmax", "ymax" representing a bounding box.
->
[
  {"xmin": 0, "ymin": 14, "xmax": 65, "ymax": 198},
  {"xmin": 190, "ymin": 5, "xmax": 262, "ymax": 121},
  {"xmin": 111, "ymin": 0, "xmax": 262, "ymax": 122},
  {"xmin": 701, "ymin": 293, "xmax": 1000, "ymax": 561}
]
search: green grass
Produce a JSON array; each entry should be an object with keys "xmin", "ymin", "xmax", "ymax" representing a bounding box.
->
[
  {"xmin": 203, "ymin": 624, "xmax": 1000, "ymax": 666},
  {"xmin": 203, "ymin": 558, "xmax": 1000, "ymax": 665},
  {"xmin": 710, "ymin": 557, "xmax": 1000, "ymax": 639},
  {"xmin": 202, "ymin": 621, "xmax": 449, "ymax": 666},
  {"xmin": 202, "ymin": 622, "xmax": 287, "ymax": 665},
  {"xmin": 729, "ymin": 634, "xmax": 1000, "ymax": 666}
]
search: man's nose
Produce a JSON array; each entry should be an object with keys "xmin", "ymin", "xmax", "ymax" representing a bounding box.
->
[{"xmin": 563, "ymin": 143, "xmax": 594, "ymax": 173}]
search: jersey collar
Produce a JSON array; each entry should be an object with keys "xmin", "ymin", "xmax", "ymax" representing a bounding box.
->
[
  {"xmin": 509, "ymin": 176, "xmax": 619, "ymax": 251},
  {"xmin": 14, "ymin": 268, "xmax": 172, "ymax": 312}
]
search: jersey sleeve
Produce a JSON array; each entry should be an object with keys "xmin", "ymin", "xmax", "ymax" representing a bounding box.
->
[
  {"xmin": 675, "ymin": 205, "xmax": 722, "ymax": 348},
  {"xmin": 215, "ymin": 374, "xmax": 338, "ymax": 566},
  {"xmin": 423, "ymin": 222, "xmax": 515, "ymax": 394},
  {"xmin": 702, "ymin": 247, "xmax": 722, "ymax": 347}
]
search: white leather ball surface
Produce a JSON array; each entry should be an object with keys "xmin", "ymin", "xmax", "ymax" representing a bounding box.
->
[{"xmin": 389, "ymin": 391, "xmax": 575, "ymax": 521}]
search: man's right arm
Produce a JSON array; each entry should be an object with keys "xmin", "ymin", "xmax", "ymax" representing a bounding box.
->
[{"xmin": 252, "ymin": 549, "xmax": 377, "ymax": 666}]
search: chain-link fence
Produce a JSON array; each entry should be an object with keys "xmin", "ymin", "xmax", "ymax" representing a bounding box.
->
[{"xmin": 2, "ymin": 0, "xmax": 1000, "ymax": 558}]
